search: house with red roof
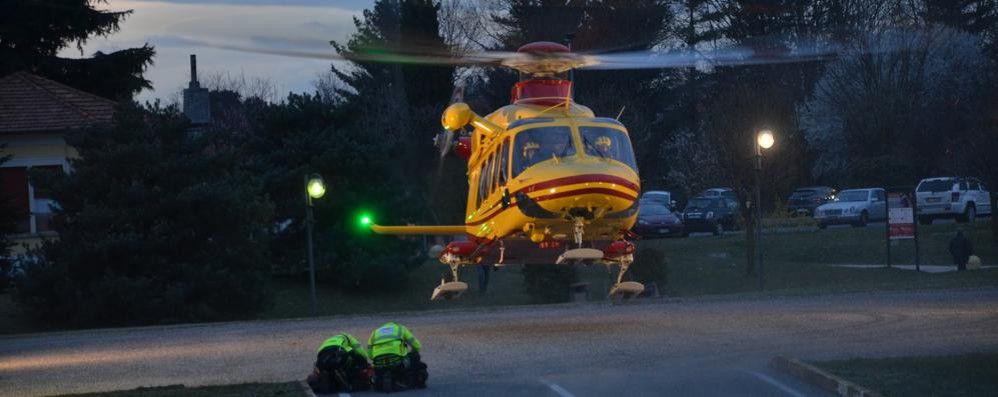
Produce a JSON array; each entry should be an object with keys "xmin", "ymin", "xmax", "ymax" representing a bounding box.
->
[{"xmin": 0, "ymin": 71, "xmax": 117, "ymax": 251}]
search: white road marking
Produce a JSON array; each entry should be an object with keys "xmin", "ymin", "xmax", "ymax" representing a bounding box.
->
[
  {"xmin": 744, "ymin": 370, "xmax": 811, "ymax": 397},
  {"xmin": 539, "ymin": 379, "xmax": 577, "ymax": 397}
]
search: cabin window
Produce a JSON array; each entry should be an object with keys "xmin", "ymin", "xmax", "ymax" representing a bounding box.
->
[
  {"xmin": 497, "ymin": 139, "xmax": 509, "ymax": 188},
  {"xmin": 476, "ymin": 165, "xmax": 486, "ymax": 208},
  {"xmin": 512, "ymin": 126, "xmax": 574, "ymax": 177},
  {"xmin": 579, "ymin": 126, "xmax": 637, "ymax": 170},
  {"xmin": 484, "ymin": 153, "xmax": 495, "ymax": 199}
]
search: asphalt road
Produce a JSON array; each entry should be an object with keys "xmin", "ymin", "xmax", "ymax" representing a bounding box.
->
[{"xmin": 3, "ymin": 288, "xmax": 998, "ymax": 397}]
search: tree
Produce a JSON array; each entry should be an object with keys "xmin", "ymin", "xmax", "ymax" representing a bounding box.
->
[
  {"xmin": 689, "ymin": 0, "xmax": 841, "ymax": 276},
  {"xmin": 0, "ymin": 0, "xmax": 154, "ymax": 100},
  {"xmin": 802, "ymin": 27, "xmax": 992, "ymax": 187},
  {"xmin": 238, "ymin": 92, "xmax": 426, "ymax": 291},
  {"xmin": 333, "ymin": 0, "xmax": 461, "ymax": 226},
  {"xmin": 15, "ymin": 104, "xmax": 273, "ymax": 327}
]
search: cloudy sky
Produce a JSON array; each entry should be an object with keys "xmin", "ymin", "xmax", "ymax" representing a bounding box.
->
[{"xmin": 59, "ymin": 0, "xmax": 374, "ymax": 102}]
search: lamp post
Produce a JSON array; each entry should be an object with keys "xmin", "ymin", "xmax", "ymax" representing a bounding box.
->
[
  {"xmin": 755, "ymin": 130, "xmax": 774, "ymax": 291},
  {"xmin": 304, "ymin": 173, "xmax": 326, "ymax": 316}
]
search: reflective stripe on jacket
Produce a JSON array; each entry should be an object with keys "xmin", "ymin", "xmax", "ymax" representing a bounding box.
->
[{"xmin": 368, "ymin": 322, "xmax": 421, "ymax": 358}]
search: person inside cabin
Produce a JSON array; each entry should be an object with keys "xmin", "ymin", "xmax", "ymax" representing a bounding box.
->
[
  {"xmin": 521, "ymin": 140, "xmax": 540, "ymax": 164},
  {"xmin": 594, "ymin": 135, "xmax": 612, "ymax": 156}
]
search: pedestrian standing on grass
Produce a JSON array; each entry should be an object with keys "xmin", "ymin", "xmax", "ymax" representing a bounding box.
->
[{"xmin": 949, "ymin": 229, "xmax": 973, "ymax": 271}]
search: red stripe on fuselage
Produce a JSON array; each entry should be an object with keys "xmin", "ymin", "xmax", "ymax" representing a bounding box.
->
[
  {"xmin": 466, "ymin": 187, "xmax": 637, "ymax": 226},
  {"xmin": 515, "ymin": 174, "xmax": 639, "ymax": 196}
]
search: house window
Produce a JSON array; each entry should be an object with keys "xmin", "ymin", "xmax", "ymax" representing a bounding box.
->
[
  {"xmin": 30, "ymin": 165, "xmax": 63, "ymax": 232},
  {"xmin": 0, "ymin": 164, "xmax": 63, "ymax": 234}
]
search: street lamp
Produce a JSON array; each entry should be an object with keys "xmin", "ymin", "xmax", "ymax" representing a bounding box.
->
[
  {"xmin": 755, "ymin": 130, "xmax": 774, "ymax": 290},
  {"xmin": 304, "ymin": 173, "xmax": 325, "ymax": 315}
]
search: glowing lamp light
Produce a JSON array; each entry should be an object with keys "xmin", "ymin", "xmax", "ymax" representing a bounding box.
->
[
  {"xmin": 306, "ymin": 174, "xmax": 326, "ymax": 199},
  {"xmin": 757, "ymin": 130, "xmax": 775, "ymax": 149}
]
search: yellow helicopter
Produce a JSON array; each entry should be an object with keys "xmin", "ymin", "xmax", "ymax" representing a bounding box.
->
[
  {"xmin": 200, "ymin": 37, "xmax": 838, "ymax": 301},
  {"xmin": 373, "ymin": 42, "xmax": 644, "ymax": 300}
]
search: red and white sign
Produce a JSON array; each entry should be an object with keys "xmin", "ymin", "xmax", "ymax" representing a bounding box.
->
[
  {"xmin": 888, "ymin": 192, "xmax": 915, "ymax": 240},
  {"xmin": 889, "ymin": 208, "xmax": 914, "ymax": 239}
]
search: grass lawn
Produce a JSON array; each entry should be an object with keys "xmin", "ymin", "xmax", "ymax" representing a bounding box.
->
[
  {"xmin": 263, "ymin": 219, "xmax": 998, "ymax": 318},
  {"xmin": 2, "ymin": 219, "xmax": 996, "ymax": 333},
  {"xmin": 814, "ymin": 353, "xmax": 998, "ymax": 397},
  {"xmin": 641, "ymin": 219, "xmax": 998, "ymax": 297},
  {"xmin": 48, "ymin": 382, "xmax": 303, "ymax": 397}
]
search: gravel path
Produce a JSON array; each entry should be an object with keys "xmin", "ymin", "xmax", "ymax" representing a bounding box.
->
[{"xmin": 2, "ymin": 288, "xmax": 997, "ymax": 396}]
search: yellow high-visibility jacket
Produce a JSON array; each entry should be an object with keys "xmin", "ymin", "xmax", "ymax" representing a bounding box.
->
[
  {"xmin": 318, "ymin": 333, "xmax": 370, "ymax": 361},
  {"xmin": 368, "ymin": 322, "xmax": 421, "ymax": 358}
]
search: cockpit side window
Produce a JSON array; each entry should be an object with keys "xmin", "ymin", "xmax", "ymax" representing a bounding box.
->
[
  {"xmin": 512, "ymin": 126, "xmax": 574, "ymax": 177},
  {"xmin": 579, "ymin": 126, "xmax": 637, "ymax": 170},
  {"xmin": 496, "ymin": 139, "xmax": 508, "ymax": 189}
]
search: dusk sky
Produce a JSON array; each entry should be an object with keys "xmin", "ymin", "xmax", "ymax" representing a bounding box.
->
[{"xmin": 59, "ymin": 0, "xmax": 375, "ymax": 102}]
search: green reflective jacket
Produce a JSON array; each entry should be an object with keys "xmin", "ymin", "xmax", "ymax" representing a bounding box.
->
[
  {"xmin": 317, "ymin": 333, "xmax": 369, "ymax": 360},
  {"xmin": 368, "ymin": 322, "xmax": 421, "ymax": 358}
]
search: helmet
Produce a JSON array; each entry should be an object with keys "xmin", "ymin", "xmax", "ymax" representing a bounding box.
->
[
  {"xmin": 522, "ymin": 141, "xmax": 540, "ymax": 157},
  {"xmin": 595, "ymin": 136, "xmax": 612, "ymax": 150}
]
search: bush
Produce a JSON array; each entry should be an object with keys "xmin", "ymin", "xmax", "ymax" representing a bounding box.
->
[
  {"xmin": 14, "ymin": 104, "xmax": 274, "ymax": 327},
  {"xmin": 521, "ymin": 264, "xmax": 579, "ymax": 303},
  {"xmin": 631, "ymin": 248, "xmax": 668, "ymax": 288}
]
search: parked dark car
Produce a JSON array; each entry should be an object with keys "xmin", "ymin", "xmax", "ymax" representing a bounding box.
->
[
  {"xmin": 640, "ymin": 190, "xmax": 675, "ymax": 210},
  {"xmin": 786, "ymin": 186, "xmax": 836, "ymax": 217},
  {"xmin": 682, "ymin": 196, "xmax": 740, "ymax": 235},
  {"xmin": 633, "ymin": 200, "xmax": 685, "ymax": 238}
]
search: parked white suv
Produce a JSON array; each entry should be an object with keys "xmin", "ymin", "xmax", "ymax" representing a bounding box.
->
[{"xmin": 915, "ymin": 177, "xmax": 992, "ymax": 224}]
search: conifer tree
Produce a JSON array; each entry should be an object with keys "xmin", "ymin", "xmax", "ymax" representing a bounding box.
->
[{"xmin": 0, "ymin": 0, "xmax": 154, "ymax": 100}]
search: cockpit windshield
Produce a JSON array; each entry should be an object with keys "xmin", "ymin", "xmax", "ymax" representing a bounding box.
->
[
  {"xmin": 512, "ymin": 126, "xmax": 574, "ymax": 176},
  {"xmin": 579, "ymin": 126, "xmax": 637, "ymax": 170}
]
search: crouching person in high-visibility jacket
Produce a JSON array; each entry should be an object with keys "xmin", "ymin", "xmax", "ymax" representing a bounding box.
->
[
  {"xmin": 368, "ymin": 321, "xmax": 428, "ymax": 391},
  {"xmin": 307, "ymin": 332, "xmax": 373, "ymax": 393}
]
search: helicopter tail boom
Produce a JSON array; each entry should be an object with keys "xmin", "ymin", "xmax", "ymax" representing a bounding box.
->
[{"xmin": 370, "ymin": 224, "xmax": 467, "ymax": 235}]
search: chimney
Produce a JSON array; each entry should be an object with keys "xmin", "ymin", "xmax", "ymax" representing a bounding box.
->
[
  {"xmin": 183, "ymin": 54, "xmax": 210, "ymax": 124},
  {"xmin": 189, "ymin": 54, "xmax": 200, "ymax": 88}
]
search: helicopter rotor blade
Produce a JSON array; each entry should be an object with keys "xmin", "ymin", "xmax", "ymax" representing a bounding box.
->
[
  {"xmin": 185, "ymin": 36, "xmax": 842, "ymax": 75},
  {"xmin": 431, "ymin": 82, "xmax": 466, "ymax": 202},
  {"xmin": 576, "ymin": 44, "xmax": 840, "ymax": 70}
]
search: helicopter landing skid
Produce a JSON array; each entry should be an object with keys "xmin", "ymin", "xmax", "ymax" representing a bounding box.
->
[
  {"xmin": 555, "ymin": 248, "xmax": 604, "ymax": 265},
  {"xmin": 432, "ymin": 262, "xmax": 469, "ymax": 300},
  {"xmin": 608, "ymin": 281, "xmax": 644, "ymax": 300},
  {"xmin": 431, "ymin": 280, "xmax": 468, "ymax": 301}
]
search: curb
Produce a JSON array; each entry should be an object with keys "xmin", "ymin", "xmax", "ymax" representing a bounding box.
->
[
  {"xmin": 300, "ymin": 380, "xmax": 317, "ymax": 397},
  {"xmin": 769, "ymin": 355, "xmax": 883, "ymax": 397}
]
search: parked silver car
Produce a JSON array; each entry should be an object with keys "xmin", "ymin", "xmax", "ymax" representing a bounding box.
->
[{"xmin": 814, "ymin": 188, "xmax": 887, "ymax": 228}]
